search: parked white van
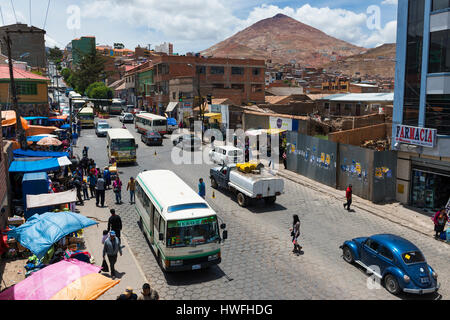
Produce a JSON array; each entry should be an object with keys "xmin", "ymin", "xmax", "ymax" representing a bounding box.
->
[{"xmin": 209, "ymin": 145, "xmax": 244, "ymax": 165}]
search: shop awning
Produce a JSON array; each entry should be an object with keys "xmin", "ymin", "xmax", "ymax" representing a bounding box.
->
[
  {"xmin": 13, "ymin": 149, "xmax": 69, "ymax": 158},
  {"xmin": 166, "ymin": 102, "xmax": 179, "ymax": 112},
  {"xmin": 204, "ymin": 113, "xmax": 221, "ymax": 120},
  {"xmin": 9, "ymin": 156, "xmax": 72, "ymax": 173},
  {"xmin": 49, "ymin": 115, "xmax": 68, "ymax": 120},
  {"xmin": 1, "ymin": 110, "xmax": 29, "ymax": 130},
  {"xmin": 0, "ymin": 259, "xmax": 109, "ymax": 300},
  {"xmin": 27, "ymin": 134, "xmax": 58, "ymax": 142},
  {"xmin": 245, "ymin": 129, "xmax": 265, "ymax": 136},
  {"xmin": 24, "ymin": 117, "xmax": 48, "ymax": 121},
  {"xmin": 26, "ymin": 190, "xmax": 77, "ymax": 209},
  {"xmin": 26, "ymin": 125, "xmax": 58, "ymax": 137},
  {"xmin": 266, "ymin": 129, "xmax": 287, "ymax": 135}
]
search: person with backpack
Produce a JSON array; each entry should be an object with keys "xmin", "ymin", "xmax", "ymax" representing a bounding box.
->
[{"xmin": 113, "ymin": 176, "xmax": 123, "ymax": 204}]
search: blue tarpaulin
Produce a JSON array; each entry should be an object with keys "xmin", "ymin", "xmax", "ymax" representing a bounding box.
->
[
  {"xmin": 61, "ymin": 124, "xmax": 70, "ymax": 129},
  {"xmin": 23, "ymin": 117, "xmax": 48, "ymax": 121},
  {"xmin": 167, "ymin": 118, "xmax": 177, "ymax": 126},
  {"xmin": 9, "ymin": 158, "xmax": 61, "ymax": 173},
  {"xmin": 27, "ymin": 136, "xmax": 46, "ymax": 142},
  {"xmin": 13, "ymin": 149, "xmax": 69, "ymax": 158},
  {"xmin": 8, "ymin": 211, "xmax": 97, "ymax": 259}
]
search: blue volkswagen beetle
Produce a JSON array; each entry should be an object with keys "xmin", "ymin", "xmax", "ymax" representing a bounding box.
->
[{"xmin": 340, "ymin": 234, "xmax": 440, "ymax": 295}]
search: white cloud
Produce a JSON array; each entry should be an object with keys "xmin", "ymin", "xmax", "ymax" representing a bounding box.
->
[
  {"xmin": 80, "ymin": 0, "xmax": 241, "ymax": 42},
  {"xmin": 381, "ymin": 0, "xmax": 398, "ymax": 5}
]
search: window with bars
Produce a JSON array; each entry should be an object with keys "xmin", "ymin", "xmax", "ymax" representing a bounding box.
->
[{"xmin": 16, "ymin": 82, "xmax": 38, "ymax": 95}]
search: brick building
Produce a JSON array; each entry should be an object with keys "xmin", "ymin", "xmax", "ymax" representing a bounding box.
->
[
  {"xmin": 143, "ymin": 55, "xmax": 265, "ymax": 114},
  {"xmin": 0, "ymin": 24, "xmax": 46, "ymax": 69}
]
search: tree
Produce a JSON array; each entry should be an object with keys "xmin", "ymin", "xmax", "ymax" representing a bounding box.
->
[
  {"xmin": 86, "ymin": 81, "xmax": 113, "ymax": 109},
  {"xmin": 48, "ymin": 46, "xmax": 63, "ymax": 68},
  {"xmin": 71, "ymin": 48, "xmax": 108, "ymax": 94}
]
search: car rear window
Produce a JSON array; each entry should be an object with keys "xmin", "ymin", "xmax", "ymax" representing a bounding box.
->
[{"xmin": 402, "ymin": 251, "xmax": 425, "ymax": 264}]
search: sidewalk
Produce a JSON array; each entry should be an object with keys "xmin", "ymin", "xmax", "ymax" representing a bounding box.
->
[
  {"xmin": 79, "ymin": 196, "xmax": 148, "ymax": 300},
  {"xmin": 277, "ymin": 168, "xmax": 440, "ymax": 239}
]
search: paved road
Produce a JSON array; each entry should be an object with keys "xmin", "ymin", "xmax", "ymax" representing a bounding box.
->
[{"xmin": 76, "ymin": 116, "xmax": 450, "ymax": 300}]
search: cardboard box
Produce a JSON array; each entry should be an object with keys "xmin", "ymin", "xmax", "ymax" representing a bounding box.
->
[{"xmin": 8, "ymin": 216, "xmax": 25, "ymax": 226}]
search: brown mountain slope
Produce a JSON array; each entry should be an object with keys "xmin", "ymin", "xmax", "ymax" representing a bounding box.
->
[
  {"xmin": 201, "ymin": 13, "xmax": 365, "ymax": 67},
  {"xmin": 322, "ymin": 43, "xmax": 396, "ymax": 79}
]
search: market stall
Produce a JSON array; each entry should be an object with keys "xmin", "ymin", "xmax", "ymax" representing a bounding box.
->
[
  {"xmin": 7, "ymin": 211, "xmax": 97, "ymax": 259},
  {"xmin": 0, "ymin": 259, "xmax": 120, "ymax": 300},
  {"xmin": 26, "ymin": 190, "xmax": 77, "ymax": 216}
]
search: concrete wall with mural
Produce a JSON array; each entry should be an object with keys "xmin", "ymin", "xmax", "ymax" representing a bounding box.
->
[{"xmin": 287, "ymin": 132, "xmax": 397, "ymax": 203}]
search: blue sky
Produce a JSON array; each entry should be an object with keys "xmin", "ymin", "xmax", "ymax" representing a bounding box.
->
[{"xmin": 0, "ymin": 0, "xmax": 398, "ymax": 53}]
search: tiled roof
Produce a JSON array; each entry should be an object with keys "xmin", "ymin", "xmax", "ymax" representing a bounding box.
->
[{"xmin": 0, "ymin": 65, "xmax": 49, "ymax": 81}]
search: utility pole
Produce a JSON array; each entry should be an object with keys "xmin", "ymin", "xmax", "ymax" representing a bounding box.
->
[{"xmin": 4, "ymin": 31, "xmax": 27, "ymax": 150}]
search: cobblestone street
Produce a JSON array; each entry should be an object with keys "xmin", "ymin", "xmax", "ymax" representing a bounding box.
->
[{"xmin": 76, "ymin": 118, "xmax": 450, "ymax": 300}]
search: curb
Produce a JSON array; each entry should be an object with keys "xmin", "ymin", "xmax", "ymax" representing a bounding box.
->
[{"xmin": 277, "ymin": 170, "xmax": 444, "ymax": 241}]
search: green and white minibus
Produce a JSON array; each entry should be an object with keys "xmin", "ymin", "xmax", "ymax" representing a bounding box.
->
[
  {"xmin": 78, "ymin": 106, "xmax": 95, "ymax": 128},
  {"xmin": 106, "ymin": 128, "xmax": 137, "ymax": 164},
  {"xmin": 135, "ymin": 170, "xmax": 227, "ymax": 272}
]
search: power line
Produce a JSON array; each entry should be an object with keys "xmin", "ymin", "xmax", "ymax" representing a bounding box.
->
[
  {"xmin": 29, "ymin": 0, "xmax": 31, "ymax": 26},
  {"xmin": 10, "ymin": 0, "xmax": 17, "ymax": 23},
  {"xmin": 43, "ymin": 0, "xmax": 51, "ymax": 30}
]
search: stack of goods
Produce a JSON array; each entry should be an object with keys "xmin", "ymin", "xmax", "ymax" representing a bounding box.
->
[{"xmin": 3, "ymin": 217, "xmax": 29, "ymax": 259}]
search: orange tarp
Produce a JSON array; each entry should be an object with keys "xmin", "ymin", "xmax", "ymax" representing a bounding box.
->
[
  {"xmin": 1, "ymin": 110, "xmax": 29, "ymax": 130},
  {"xmin": 26, "ymin": 125, "xmax": 58, "ymax": 137},
  {"xmin": 49, "ymin": 115, "xmax": 68, "ymax": 120},
  {"xmin": 50, "ymin": 273, "xmax": 120, "ymax": 300}
]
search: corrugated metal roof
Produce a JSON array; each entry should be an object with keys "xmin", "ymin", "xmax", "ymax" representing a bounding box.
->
[{"xmin": 318, "ymin": 92, "xmax": 394, "ymax": 102}]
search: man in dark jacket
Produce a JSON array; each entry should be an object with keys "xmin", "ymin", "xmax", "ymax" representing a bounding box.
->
[
  {"xmin": 108, "ymin": 209, "xmax": 122, "ymax": 243},
  {"xmin": 343, "ymin": 184, "xmax": 352, "ymax": 211},
  {"xmin": 73, "ymin": 176, "xmax": 83, "ymax": 205},
  {"xmin": 102, "ymin": 231, "xmax": 122, "ymax": 279},
  {"xmin": 96, "ymin": 174, "xmax": 105, "ymax": 207}
]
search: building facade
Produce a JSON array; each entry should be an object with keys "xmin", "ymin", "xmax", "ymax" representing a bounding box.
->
[
  {"xmin": 0, "ymin": 24, "xmax": 46, "ymax": 69},
  {"xmin": 393, "ymin": 0, "xmax": 450, "ymax": 212},
  {"xmin": 72, "ymin": 36, "xmax": 96, "ymax": 66},
  {"xmin": 147, "ymin": 55, "xmax": 265, "ymax": 114},
  {"xmin": 0, "ymin": 65, "xmax": 50, "ymax": 116}
]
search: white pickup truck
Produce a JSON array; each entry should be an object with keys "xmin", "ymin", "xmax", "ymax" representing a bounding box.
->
[{"xmin": 210, "ymin": 164, "xmax": 284, "ymax": 207}]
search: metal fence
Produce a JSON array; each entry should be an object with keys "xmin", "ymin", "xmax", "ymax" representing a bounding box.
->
[
  {"xmin": 287, "ymin": 132, "xmax": 337, "ymax": 188},
  {"xmin": 287, "ymin": 132, "xmax": 397, "ymax": 203}
]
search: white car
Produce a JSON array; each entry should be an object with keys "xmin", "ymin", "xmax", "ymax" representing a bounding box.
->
[
  {"xmin": 119, "ymin": 113, "xmax": 134, "ymax": 123},
  {"xmin": 209, "ymin": 145, "xmax": 244, "ymax": 165}
]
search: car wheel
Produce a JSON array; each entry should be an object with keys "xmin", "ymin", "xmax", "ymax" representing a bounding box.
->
[
  {"xmin": 237, "ymin": 192, "xmax": 247, "ymax": 207},
  {"xmin": 342, "ymin": 246, "xmax": 354, "ymax": 264},
  {"xmin": 384, "ymin": 274, "xmax": 400, "ymax": 295},
  {"xmin": 211, "ymin": 178, "xmax": 218, "ymax": 189}
]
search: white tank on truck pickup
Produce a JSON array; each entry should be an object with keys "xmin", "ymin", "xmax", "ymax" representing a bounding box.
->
[{"xmin": 228, "ymin": 166, "xmax": 284, "ymax": 199}]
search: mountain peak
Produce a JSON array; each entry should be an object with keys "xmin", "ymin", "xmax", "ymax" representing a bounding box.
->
[
  {"xmin": 273, "ymin": 13, "xmax": 289, "ymax": 19},
  {"xmin": 201, "ymin": 14, "xmax": 365, "ymax": 67}
]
